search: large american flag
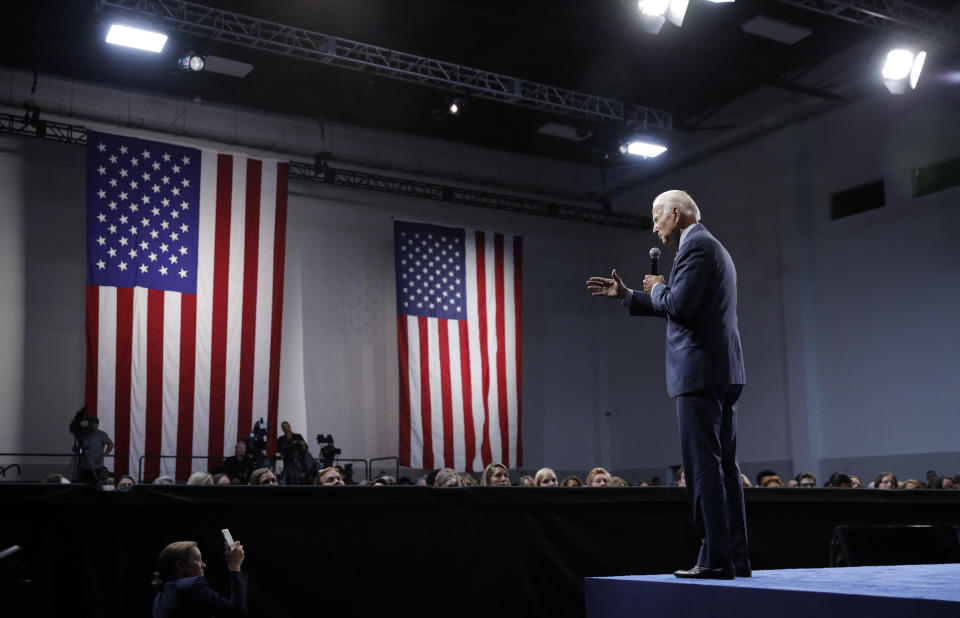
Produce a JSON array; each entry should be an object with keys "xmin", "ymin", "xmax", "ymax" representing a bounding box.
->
[
  {"xmin": 85, "ymin": 130, "xmax": 288, "ymax": 482},
  {"xmin": 394, "ymin": 220, "xmax": 522, "ymax": 471}
]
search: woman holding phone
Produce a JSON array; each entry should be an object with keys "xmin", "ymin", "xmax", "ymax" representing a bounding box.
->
[{"xmin": 151, "ymin": 538, "xmax": 247, "ymax": 617}]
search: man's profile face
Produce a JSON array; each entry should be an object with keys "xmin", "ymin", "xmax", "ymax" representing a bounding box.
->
[
  {"xmin": 235, "ymin": 442, "xmax": 246, "ymax": 456},
  {"xmin": 652, "ymin": 205, "xmax": 680, "ymax": 247},
  {"xmin": 281, "ymin": 422, "xmax": 291, "ymax": 434}
]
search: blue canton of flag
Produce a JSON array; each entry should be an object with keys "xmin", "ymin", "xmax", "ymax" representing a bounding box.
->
[
  {"xmin": 86, "ymin": 131, "xmax": 201, "ymax": 294},
  {"xmin": 394, "ymin": 221, "xmax": 467, "ymax": 320}
]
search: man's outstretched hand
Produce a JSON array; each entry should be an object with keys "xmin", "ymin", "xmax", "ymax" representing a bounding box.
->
[{"xmin": 586, "ymin": 269, "xmax": 627, "ymax": 300}]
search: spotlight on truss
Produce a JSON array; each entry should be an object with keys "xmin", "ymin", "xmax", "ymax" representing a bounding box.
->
[
  {"xmin": 619, "ymin": 139, "xmax": 668, "ymax": 158},
  {"xmin": 882, "ymin": 48, "xmax": 927, "ymax": 94},
  {"xmin": 178, "ymin": 54, "xmax": 205, "ymax": 72},
  {"xmin": 105, "ymin": 24, "xmax": 167, "ymax": 53},
  {"xmin": 638, "ymin": 0, "xmax": 689, "ymax": 34}
]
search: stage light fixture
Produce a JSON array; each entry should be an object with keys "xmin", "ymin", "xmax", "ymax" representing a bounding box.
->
[
  {"xmin": 447, "ymin": 98, "xmax": 466, "ymax": 116},
  {"xmin": 638, "ymin": 0, "xmax": 691, "ymax": 33},
  {"xmin": 882, "ymin": 48, "xmax": 927, "ymax": 94},
  {"xmin": 105, "ymin": 24, "xmax": 168, "ymax": 53},
  {"xmin": 909, "ymin": 51, "xmax": 927, "ymax": 90},
  {"xmin": 178, "ymin": 54, "xmax": 205, "ymax": 72},
  {"xmin": 619, "ymin": 139, "xmax": 667, "ymax": 158}
]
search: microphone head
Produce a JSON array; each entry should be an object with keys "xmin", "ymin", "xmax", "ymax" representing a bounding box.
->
[{"xmin": 649, "ymin": 247, "xmax": 661, "ymax": 260}]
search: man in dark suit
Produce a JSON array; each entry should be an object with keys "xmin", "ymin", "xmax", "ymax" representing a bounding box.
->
[{"xmin": 587, "ymin": 189, "xmax": 749, "ymax": 579}]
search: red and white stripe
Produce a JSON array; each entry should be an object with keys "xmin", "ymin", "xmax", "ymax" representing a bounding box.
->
[
  {"xmin": 398, "ymin": 229, "xmax": 523, "ymax": 471},
  {"xmin": 85, "ymin": 148, "xmax": 288, "ymax": 482}
]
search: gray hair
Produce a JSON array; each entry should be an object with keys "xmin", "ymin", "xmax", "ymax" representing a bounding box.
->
[
  {"xmin": 433, "ymin": 468, "xmax": 462, "ymax": 487},
  {"xmin": 653, "ymin": 190, "xmax": 700, "ymax": 222}
]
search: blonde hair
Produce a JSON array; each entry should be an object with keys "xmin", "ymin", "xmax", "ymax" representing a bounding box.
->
[
  {"xmin": 534, "ymin": 467, "xmax": 557, "ymax": 486},
  {"xmin": 150, "ymin": 541, "xmax": 197, "ymax": 594},
  {"xmin": 186, "ymin": 471, "xmax": 213, "ymax": 486},
  {"xmin": 585, "ymin": 467, "xmax": 611, "ymax": 486},
  {"xmin": 317, "ymin": 467, "xmax": 342, "ymax": 485}
]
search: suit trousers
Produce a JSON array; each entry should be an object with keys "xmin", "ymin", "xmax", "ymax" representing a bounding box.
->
[{"xmin": 676, "ymin": 384, "xmax": 749, "ymax": 570}]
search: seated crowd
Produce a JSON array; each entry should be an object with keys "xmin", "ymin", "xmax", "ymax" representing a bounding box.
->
[
  {"xmin": 39, "ymin": 461, "xmax": 960, "ymax": 491},
  {"xmin": 34, "ymin": 419, "xmax": 960, "ymax": 490}
]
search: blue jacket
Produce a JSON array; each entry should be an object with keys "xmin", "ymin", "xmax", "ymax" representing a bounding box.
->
[
  {"xmin": 626, "ymin": 224, "xmax": 745, "ymax": 397},
  {"xmin": 153, "ymin": 572, "xmax": 247, "ymax": 618}
]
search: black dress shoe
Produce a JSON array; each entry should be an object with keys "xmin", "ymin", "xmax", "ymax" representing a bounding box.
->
[
  {"xmin": 735, "ymin": 566, "xmax": 752, "ymax": 578},
  {"xmin": 673, "ymin": 565, "xmax": 735, "ymax": 580}
]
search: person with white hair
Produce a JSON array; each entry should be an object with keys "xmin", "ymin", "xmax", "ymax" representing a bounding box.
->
[{"xmin": 587, "ymin": 189, "xmax": 748, "ymax": 580}]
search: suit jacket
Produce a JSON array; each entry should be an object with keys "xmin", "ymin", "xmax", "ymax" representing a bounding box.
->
[{"xmin": 626, "ymin": 224, "xmax": 745, "ymax": 398}]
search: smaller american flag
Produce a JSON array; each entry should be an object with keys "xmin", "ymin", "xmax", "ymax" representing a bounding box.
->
[{"xmin": 394, "ymin": 220, "xmax": 523, "ymax": 471}]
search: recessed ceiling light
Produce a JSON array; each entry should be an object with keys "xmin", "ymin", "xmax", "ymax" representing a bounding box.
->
[{"xmin": 105, "ymin": 24, "xmax": 168, "ymax": 53}]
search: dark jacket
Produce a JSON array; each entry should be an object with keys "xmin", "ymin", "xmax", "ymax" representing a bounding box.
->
[{"xmin": 152, "ymin": 572, "xmax": 247, "ymax": 618}]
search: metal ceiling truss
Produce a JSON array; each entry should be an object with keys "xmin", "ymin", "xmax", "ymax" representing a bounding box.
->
[
  {"xmin": 0, "ymin": 111, "xmax": 648, "ymax": 230},
  {"xmin": 0, "ymin": 111, "xmax": 88, "ymax": 143},
  {"xmin": 289, "ymin": 162, "xmax": 651, "ymax": 231},
  {"xmin": 776, "ymin": 0, "xmax": 960, "ymax": 50},
  {"xmin": 93, "ymin": 0, "xmax": 672, "ymax": 132}
]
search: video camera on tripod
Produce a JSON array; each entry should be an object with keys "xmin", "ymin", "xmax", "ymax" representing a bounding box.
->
[
  {"xmin": 244, "ymin": 418, "xmax": 270, "ymax": 467},
  {"xmin": 315, "ymin": 434, "xmax": 341, "ymax": 469}
]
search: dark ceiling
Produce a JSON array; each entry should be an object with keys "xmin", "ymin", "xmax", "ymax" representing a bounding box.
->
[{"xmin": 3, "ymin": 0, "xmax": 959, "ymax": 166}]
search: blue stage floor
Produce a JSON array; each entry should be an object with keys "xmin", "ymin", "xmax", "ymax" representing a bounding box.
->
[{"xmin": 586, "ymin": 563, "xmax": 960, "ymax": 618}]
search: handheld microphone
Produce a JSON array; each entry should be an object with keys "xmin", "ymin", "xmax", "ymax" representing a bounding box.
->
[{"xmin": 649, "ymin": 247, "xmax": 661, "ymax": 276}]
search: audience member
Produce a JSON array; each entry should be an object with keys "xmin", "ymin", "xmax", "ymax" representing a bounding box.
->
[
  {"xmin": 481, "ymin": 463, "xmax": 510, "ymax": 486},
  {"xmin": 585, "ymin": 467, "xmax": 611, "ymax": 487},
  {"xmin": 759, "ymin": 474, "xmax": 783, "ymax": 487},
  {"xmin": 874, "ymin": 472, "xmax": 899, "ymax": 489},
  {"xmin": 739, "ymin": 474, "xmax": 750, "ymax": 488},
  {"xmin": 187, "ymin": 471, "xmax": 214, "ymax": 486},
  {"xmin": 795, "ymin": 473, "xmax": 817, "ymax": 488},
  {"xmin": 117, "ymin": 475, "xmax": 135, "ymax": 489},
  {"xmin": 98, "ymin": 478, "xmax": 116, "ymax": 491},
  {"xmin": 676, "ymin": 468, "xmax": 686, "ymax": 487},
  {"xmin": 372, "ymin": 474, "xmax": 397, "ymax": 486},
  {"xmin": 560, "ymin": 475, "xmax": 583, "ymax": 487},
  {"xmin": 317, "ymin": 467, "xmax": 345, "ymax": 486},
  {"xmin": 213, "ymin": 473, "xmax": 232, "ymax": 486},
  {"xmin": 517, "ymin": 475, "xmax": 535, "ymax": 487},
  {"xmin": 824, "ymin": 472, "xmax": 852, "ymax": 488},
  {"xmin": 433, "ymin": 468, "xmax": 462, "ymax": 487},
  {"xmin": 151, "ymin": 540, "xmax": 246, "ymax": 618},
  {"xmin": 534, "ymin": 467, "xmax": 558, "ymax": 487},
  {"xmin": 902, "ymin": 479, "xmax": 925, "ymax": 489},
  {"xmin": 926, "ymin": 470, "xmax": 938, "ymax": 488},
  {"xmin": 459, "ymin": 473, "xmax": 478, "ymax": 486},
  {"xmin": 756, "ymin": 470, "xmax": 780, "ymax": 487},
  {"xmin": 848, "ymin": 475, "xmax": 864, "ymax": 488},
  {"xmin": 153, "ymin": 475, "xmax": 175, "ymax": 485},
  {"xmin": 221, "ymin": 442, "xmax": 255, "ymax": 485},
  {"xmin": 42, "ymin": 473, "xmax": 71, "ymax": 484},
  {"xmin": 610, "ymin": 476, "xmax": 628, "ymax": 487},
  {"xmin": 249, "ymin": 468, "xmax": 278, "ymax": 486},
  {"xmin": 932, "ymin": 476, "xmax": 954, "ymax": 489}
]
